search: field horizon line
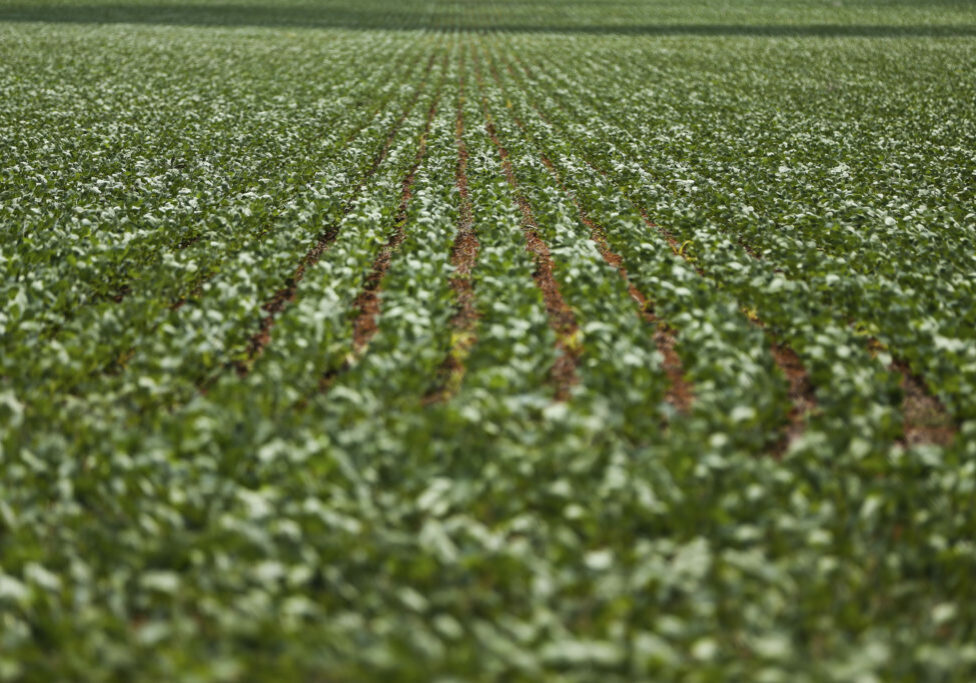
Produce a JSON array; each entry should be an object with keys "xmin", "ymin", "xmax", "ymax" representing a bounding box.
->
[{"xmin": 2, "ymin": 5, "xmax": 976, "ymax": 38}]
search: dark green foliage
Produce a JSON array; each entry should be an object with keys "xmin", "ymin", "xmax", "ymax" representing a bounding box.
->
[{"xmin": 2, "ymin": 1, "xmax": 976, "ymax": 680}]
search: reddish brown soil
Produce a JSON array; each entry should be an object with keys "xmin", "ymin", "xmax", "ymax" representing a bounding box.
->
[
  {"xmin": 892, "ymin": 359, "xmax": 956, "ymax": 447},
  {"xmin": 424, "ymin": 59, "xmax": 482, "ymax": 405},
  {"xmin": 550, "ymin": 90, "xmax": 817, "ymax": 448},
  {"xmin": 732, "ymin": 230, "xmax": 957, "ymax": 451},
  {"xmin": 769, "ymin": 343, "xmax": 818, "ymax": 457}
]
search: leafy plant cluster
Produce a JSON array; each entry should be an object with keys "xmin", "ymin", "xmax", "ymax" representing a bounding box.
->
[{"xmin": 2, "ymin": 1, "xmax": 976, "ymax": 680}]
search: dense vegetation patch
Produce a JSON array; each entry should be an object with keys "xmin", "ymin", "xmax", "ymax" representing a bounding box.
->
[{"xmin": 2, "ymin": 0, "xmax": 976, "ymax": 679}]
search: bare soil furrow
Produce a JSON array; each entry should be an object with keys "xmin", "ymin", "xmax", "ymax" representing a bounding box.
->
[
  {"xmin": 483, "ymin": 119, "xmax": 580, "ymax": 398},
  {"xmin": 624, "ymin": 172, "xmax": 818, "ymax": 450},
  {"xmin": 351, "ymin": 68, "xmax": 446, "ymax": 353},
  {"xmin": 769, "ymin": 343, "xmax": 818, "ymax": 456},
  {"xmin": 425, "ymin": 58, "xmax": 481, "ymax": 404},
  {"xmin": 474, "ymin": 56, "xmax": 581, "ymax": 400},
  {"xmin": 893, "ymin": 359, "xmax": 957, "ymax": 446}
]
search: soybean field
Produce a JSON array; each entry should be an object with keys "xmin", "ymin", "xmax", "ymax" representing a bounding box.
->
[{"xmin": 2, "ymin": 0, "xmax": 976, "ymax": 679}]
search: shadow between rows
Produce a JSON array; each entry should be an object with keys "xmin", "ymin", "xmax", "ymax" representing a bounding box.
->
[{"xmin": 2, "ymin": 4, "xmax": 976, "ymax": 37}]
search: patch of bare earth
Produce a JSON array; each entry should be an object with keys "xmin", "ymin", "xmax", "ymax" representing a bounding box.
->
[
  {"xmin": 892, "ymin": 359, "xmax": 956, "ymax": 447},
  {"xmin": 769, "ymin": 343, "xmax": 818, "ymax": 456}
]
